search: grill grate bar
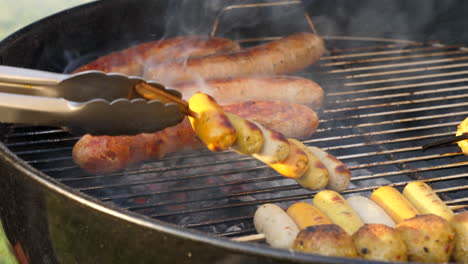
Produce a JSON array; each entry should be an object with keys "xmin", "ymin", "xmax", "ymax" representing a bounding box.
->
[
  {"xmin": 4, "ymin": 129, "xmax": 68, "ymax": 138},
  {"xmin": 344, "ymin": 62, "xmax": 468, "ymax": 79},
  {"xmin": 13, "ymin": 147, "xmax": 73, "ymax": 156},
  {"xmin": 345, "ymin": 70, "xmax": 468, "ymax": 86},
  {"xmin": 324, "ymin": 106, "xmax": 468, "ymax": 124},
  {"xmin": 322, "ymin": 49, "xmax": 468, "ymax": 67},
  {"xmin": 322, "ymin": 95, "xmax": 466, "ymax": 114},
  {"xmin": 4, "ymin": 137, "xmax": 78, "ymax": 147},
  {"xmin": 325, "ymin": 55, "xmax": 468, "ymax": 74},
  {"xmin": 310, "ymin": 125, "xmax": 457, "ymax": 146},
  {"xmin": 328, "ymin": 83, "xmax": 468, "ymax": 97},
  {"xmin": 321, "ymin": 44, "xmax": 464, "ymax": 60}
]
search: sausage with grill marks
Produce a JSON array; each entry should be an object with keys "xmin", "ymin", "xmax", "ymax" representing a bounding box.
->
[
  {"xmin": 143, "ymin": 32, "xmax": 325, "ymax": 85},
  {"xmin": 73, "ymin": 36, "xmax": 241, "ymax": 76},
  {"xmin": 73, "ymin": 100, "xmax": 319, "ymax": 174},
  {"xmin": 174, "ymin": 76, "xmax": 324, "ymax": 109}
]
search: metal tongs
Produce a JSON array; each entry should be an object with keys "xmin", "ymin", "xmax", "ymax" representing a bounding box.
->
[{"xmin": 0, "ymin": 65, "xmax": 192, "ymax": 135}]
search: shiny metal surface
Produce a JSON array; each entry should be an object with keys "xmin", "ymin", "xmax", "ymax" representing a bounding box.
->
[{"xmin": 0, "ymin": 66, "xmax": 185, "ymax": 135}]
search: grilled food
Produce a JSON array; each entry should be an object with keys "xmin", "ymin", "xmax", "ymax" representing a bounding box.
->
[
  {"xmin": 396, "ymin": 214, "xmax": 455, "ymax": 263},
  {"xmin": 312, "ymin": 190, "xmax": 364, "ymax": 235},
  {"xmin": 456, "ymin": 116, "xmax": 468, "ymax": 155},
  {"xmin": 221, "ymin": 100, "xmax": 319, "ymax": 140},
  {"xmin": 188, "ymin": 92, "xmax": 237, "ymax": 151},
  {"xmin": 403, "ymin": 181, "xmax": 454, "ymax": 222},
  {"xmin": 347, "ymin": 196, "xmax": 396, "ymax": 228},
  {"xmin": 253, "ymin": 204, "xmax": 299, "ymax": 249},
  {"xmin": 289, "ymin": 139, "xmax": 329, "ymax": 190},
  {"xmin": 370, "ymin": 186, "xmax": 420, "ymax": 224},
  {"xmin": 306, "ymin": 146, "xmax": 351, "ymax": 192},
  {"xmin": 265, "ymin": 139, "xmax": 309, "ymax": 179},
  {"xmin": 451, "ymin": 212, "xmax": 468, "ymax": 264},
  {"xmin": 226, "ymin": 113, "xmax": 263, "ymax": 155},
  {"xmin": 250, "ymin": 122, "xmax": 290, "ymax": 164},
  {"xmin": 352, "ymin": 224, "xmax": 408, "ymax": 262},
  {"xmin": 73, "ymin": 100, "xmax": 317, "ymax": 174},
  {"xmin": 174, "ymin": 76, "xmax": 324, "ymax": 109},
  {"xmin": 286, "ymin": 202, "xmax": 332, "ymax": 230},
  {"xmin": 74, "ymin": 36, "xmax": 240, "ymax": 76},
  {"xmin": 143, "ymin": 32, "xmax": 325, "ymax": 85},
  {"xmin": 292, "ymin": 224, "xmax": 358, "ymax": 257}
]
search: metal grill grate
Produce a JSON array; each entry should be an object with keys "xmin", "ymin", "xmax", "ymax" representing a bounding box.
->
[{"xmin": 1, "ymin": 38, "xmax": 467, "ymax": 239}]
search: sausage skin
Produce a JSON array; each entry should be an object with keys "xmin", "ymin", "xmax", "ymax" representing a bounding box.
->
[
  {"xmin": 73, "ymin": 36, "xmax": 240, "ymax": 76},
  {"xmin": 73, "ymin": 100, "xmax": 319, "ymax": 174},
  {"xmin": 221, "ymin": 100, "xmax": 319, "ymax": 140},
  {"xmin": 143, "ymin": 32, "xmax": 325, "ymax": 85},
  {"xmin": 174, "ymin": 76, "xmax": 324, "ymax": 109}
]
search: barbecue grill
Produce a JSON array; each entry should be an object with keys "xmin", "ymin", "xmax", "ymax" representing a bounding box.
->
[{"xmin": 0, "ymin": 0, "xmax": 467, "ymax": 263}]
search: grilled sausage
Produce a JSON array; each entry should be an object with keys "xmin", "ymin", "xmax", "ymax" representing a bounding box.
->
[
  {"xmin": 306, "ymin": 146, "xmax": 351, "ymax": 192},
  {"xmin": 370, "ymin": 186, "xmax": 420, "ymax": 224},
  {"xmin": 286, "ymin": 202, "xmax": 332, "ymax": 230},
  {"xmin": 312, "ymin": 190, "xmax": 364, "ymax": 235},
  {"xmin": 143, "ymin": 32, "xmax": 325, "ymax": 85},
  {"xmin": 222, "ymin": 100, "xmax": 319, "ymax": 140},
  {"xmin": 396, "ymin": 214, "xmax": 455, "ymax": 263},
  {"xmin": 451, "ymin": 212, "xmax": 468, "ymax": 264},
  {"xmin": 289, "ymin": 139, "xmax": 329, "ymax": 191},
  {"xmin": 174, "ymin": 76, "xmax": 324, "ymax": 109},
  {"xmin": 251, "ymin": 122, "xmax": 290, "ymax": 164},
  {"xmin": 292, "ymin": 224, "xmax": 358, "ymax": 257},
  {"xmin": 403, "ymin": 181, "xmax": 454, "ymax": 222},
  {"xmin": 73, "ymin": 100, "xmax": 318, "ymax": 174},
  {"xmin": 266, "ymin": 139, "xmax": 309, "ymax": 179},
  {"xmin": 188, "ymin": 92, "xmax": 237, "ymax": 151},
  {"xmin": 226, "ymin": 113, "xmax": 263, "ymax": 155},
  {"xmin": 347, "ymin": 196, "xmax": 396, "ymax": 228},
  {"xmin": 352, "ymin": 224, "xmax": 408, "ymax": 262},
  {"xmin": 74, "ymin": 36, "xmax": 240, "ymax": 76},
  {"xmin": 254, "ymin": 204, "xmax": 299, "ymax": 249}
]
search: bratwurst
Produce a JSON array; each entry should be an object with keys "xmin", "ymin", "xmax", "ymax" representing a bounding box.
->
[
  {"xmin": 143, "ymin": 32, "xmax": 325, "ymax": 85},
  {"xmin": 74, "ymin": 36, "xmax": 241, "ymax": 76},
  {"xmin": 174, "ymin": 76, "xmax": 324, "ymax": 109},
  {"xmin": 73, "ymin": 100, "xmax": 319, "ymax": 174}
]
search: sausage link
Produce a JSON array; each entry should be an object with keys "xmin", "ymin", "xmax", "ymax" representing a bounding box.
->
[
  {"xmin": 144, "ymin": 32, "xmax": 325, "ymax": 85},
  {"xmin": 74, "ymin": 36, "xmax": 240, "ymax": 76},
  {"xmin": 174, "ymin": 76, "xmax": 324, "ymax": 109}
]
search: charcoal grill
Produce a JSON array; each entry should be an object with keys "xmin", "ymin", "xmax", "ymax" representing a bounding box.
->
[{"xmin": 0, "ymin": 0, "xmax": 467, "ymax": 263}]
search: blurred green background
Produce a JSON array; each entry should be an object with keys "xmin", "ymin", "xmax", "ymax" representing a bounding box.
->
[
  {"xmin": 0, "ymin": 0, "xmax": 95, "ymax": 262},
  {"xmin": 0, "ymin": 0, "xmax": 95, "ymax": 40}
]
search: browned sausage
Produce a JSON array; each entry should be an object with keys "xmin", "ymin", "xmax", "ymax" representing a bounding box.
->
[
  {"xmin": 143, "ymin": 32, "xmax": 325, "ymax": 85},
  {"xmin": 174, "ymin": 76, "xmax": 324, "ymax": 109},
  {"xmin": 221, "ymin": 100, "xmax": 319, "ymax": 140},
  {"xmin": 73, "ymin": 100, "xmax": 319, "ymax": 174},
  {"xmin": 73, "ymin": 36, "xmax": 240, "ymax": 76}
]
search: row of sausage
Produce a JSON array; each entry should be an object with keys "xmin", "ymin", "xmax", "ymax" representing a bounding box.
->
[{"xmin": 252, "ymin": 181, "xmax": 467, "ymax": 263}]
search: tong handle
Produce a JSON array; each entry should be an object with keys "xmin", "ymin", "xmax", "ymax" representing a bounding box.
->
[
  {"xmin": 0, "ymin": 65, "xmax": 67, "ymax": 84},
  {"xmin": 0, "ymin": 92, "xmax": 72, "ymax": 127},
  {"xmin": 0, "ymin": 65, "xmax": 68, "ymax": 97}
]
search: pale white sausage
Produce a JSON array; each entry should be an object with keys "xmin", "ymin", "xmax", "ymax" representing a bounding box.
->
[
  {"xmin": 347, "ymin": 196, "xmax": 396, "ymax": 228},
  {"xmin": 253, "ymin": 203, "xmax": 299, "ymax": 249}
]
